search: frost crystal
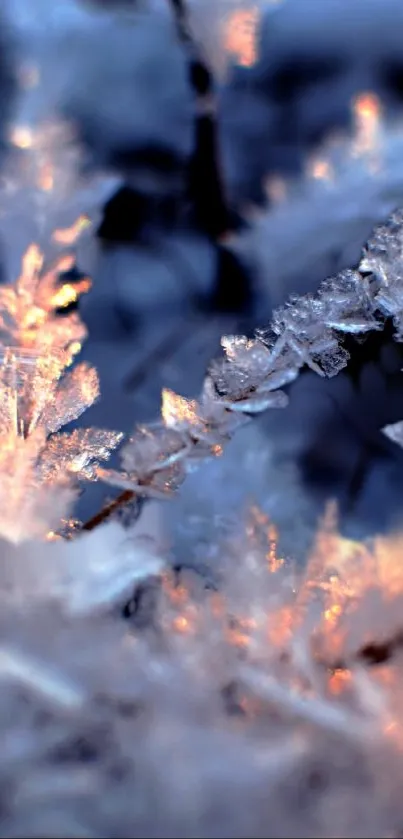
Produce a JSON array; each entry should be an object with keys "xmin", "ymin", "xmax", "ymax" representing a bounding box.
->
[
  {"xmin": 3, "ymin": 200, "xmax": 403, "ymax": 539},
  {"xmin": 0, "ymin": 239, "xmax": 122, "ymax": 542},
  {"xmin": 0, "ymin": 241, "xmax": 90, "ymax": 361},
  {"xmin": 0, "ymin": 348, "xmax": 122, "ymax": 542},
  {"xmin": 101, "ymin": 210, "xmax": 403, "ymax": 503},
  {"xmin": 98, "ymin": 423, "xmax": 190, "ymax": 499},
  {"xmin": 1, "ymin": 505, "xmax": 403, "ymax": 837}
]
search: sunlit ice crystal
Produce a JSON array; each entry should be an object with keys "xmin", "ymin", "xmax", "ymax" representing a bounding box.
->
[
  {"xmin": 121, "ymin": 424, "xmax": 190, "ymax": 474},
  {"xmin": 0, "ymin": 348, "xmax": 102, "ymax": 440},
  {"xmin": 41, "ymin": 427, "xmax": 124, "ymax": 483},
  {"xmin": 0, "ymin": 242, "xmax": 90, "ymax": 358},
  {"xmin": 361, "ymin": 209, "xmax": 403, "ymax": 271},
  {"xmin": 161, "ymin": 388, "xmax": 227, "ymax": 445},
  {"xmin": 161, "ymin": 385, "xmax": 251, "ymax": 448},
  {"xmin": 98, "ymin": 423, "xmax": 189, "ymax": 499},
  {"xmin": 0, "ymin": 346, "xmax": 66, "ymax": 437},
  {"xmin": 0, "ymin": 187, "xmax": 130, "ymax": 542},
  {"xmin": 0, "ymin": 347, "xmax": 122, "ymax": 541},
  {"xmin": 0, "ymin": 427, "xmax": 77, "ymax": 544}
]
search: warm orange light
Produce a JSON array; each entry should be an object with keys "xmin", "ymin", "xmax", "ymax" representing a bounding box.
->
[
  {"xmin": 223, "ymin": 7, "xmax": 259, "ymax": 68},
  {"xmin": 50, "ymin": 277, "xmax": 91, "ymax": 310},
  {"xmin": 226, "ymin": 626, "xmax": 251, "ymax": 649},
  {"xmin": 52, "ymin": 215, "xmax": 91, "ymax": 246},
  {"xmin": 328, "ymin": 668, "xmax": 352, "ymax": 695},
  {"xmin": 212, "ymin": 444, "xmax": 223, "ymax": 457},
  {"xmin": 161, "ymin": 389, "xmax": 199, "ymax": 429},
  {"xmin": 306, "ymin": 158, "xmax": 334, "ymax": 182},
  {"xmin": 0, "ymin": 243, "xmax": 89, "ymax": 354},
  {"xmin": 226, "ymin": 616, "xmax": 257, "ymax": 649},
  {"xmin": 354, "ymin": 92, "xmax": 381, "ymax": 122},
  {"xmin": 324, "ymin": 603, "xmax": 343, "ymax": 625},
  {"xmin": 173, "ymin": 615, "xmax": 191, "ymax": 634},
  {"xmin": 38, "ymin": 163, "xmax": 54, "ymax": 192},
  {"xmin": 267, "ymin": 604, "xmax": 294, "ymax": 648},
  {"xmin": 50, "ymin": 284, "xmax": 78, "ymax": 309},
  {"xmin": 247, "ymin": 505, "xmax": 285, "ymax": 573},
  {"xmin": 352, "ymin": 91, "xmax": 382, "ymax": 158}
]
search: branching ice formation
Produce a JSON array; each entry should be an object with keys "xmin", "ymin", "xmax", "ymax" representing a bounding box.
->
[
  {"xmin": 2, "ymin": 143, "xmax": 403, "ymax": 543},
  {"xmin": 0, "ymin": 213, "xmax": 123, "ymax": 542},
  {"xmin": 97, "ymin": 209, "xmax": 403, "ymax": 516},
  {"xmin": 1, "ymin": 7, "xmax": 403, "ymax": 837}
]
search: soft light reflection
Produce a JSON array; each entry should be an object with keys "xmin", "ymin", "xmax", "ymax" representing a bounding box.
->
[
  {"xmin": 162, "ymin": 388, "xmax": 199, "ymax": 429},
  {"xmin": 52, "ymin": 215, "xmax": 91, "ymax": 246},
  {"xmin": 0, "ymin": 243, "xmax": 89, "ymax": 356},
  {"xmin": 264, "ymin": 175, "xmax": 287, "ymax": 203},
  {"xmin": 352, "ymin": 91, "xmax": 382, "ymax": 159},
  {"xmin": 38, "ymin": 162, "xmax": 54, "ymax": 192},
  {"xmin": 306, "ymin": 157, "xmax": 334, "ymax": 182},
  {"xmin": 10, "ymin": 126, "xmax": 34, "ymax": 150},
  {"xmin": 223, "ymin": 7, "xmax": 260, "ymax": 68}
]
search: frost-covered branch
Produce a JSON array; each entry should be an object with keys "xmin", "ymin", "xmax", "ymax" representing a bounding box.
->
[
  {"xmin": 98, "ymin": 209, "xmax": 403, "ymax": 507},
  {"xmin": 2, "ymin": 202, "xmax": 399, "ymax": 540}
]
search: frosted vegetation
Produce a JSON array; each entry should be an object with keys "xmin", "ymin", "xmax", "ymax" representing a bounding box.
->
[{"xmin": 0, "ymin": 2, "xmax": 402, "ymax": 837}]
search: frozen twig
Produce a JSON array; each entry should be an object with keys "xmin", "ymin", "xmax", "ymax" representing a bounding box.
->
[
  {"xmin": 99, "ymin": 210, "xmax": 403, "ymax": 511},
  {"xmin": 82, "ymin": 489, "xmax": 138, "ymax": 531}
]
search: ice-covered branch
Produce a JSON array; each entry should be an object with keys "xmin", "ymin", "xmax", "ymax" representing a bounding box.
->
[{"xmin": 99, "ymin": 209, "xmax": 403, "ymax": 506}]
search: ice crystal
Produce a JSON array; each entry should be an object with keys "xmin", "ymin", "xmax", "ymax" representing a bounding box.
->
[
  {"xmin": 3, "ymin": 201, "xmax": 403, "ymax": 541},
  {"xmin": 0, "ymin": 348, "xmax": 122, "ymax": 542},
  {"xmin": 42, "ymin": 427, "xmax": 123, "ymax": 483},
  {"xmin": 0, "ymin": 241, "xmax": 91, "ymax": 361},
  {"xmin": 1, "ymin": 507, "xmax": 403, "ymax": 837},
  {"xmin": 98, "ymin": 423, "xmax": 190, "ymax": 500},
  {"xmin": 0, "ymin": 238, "xmax": 122, "ymax": 542},
  {"xmin": 0, "ymin": 428, "xmax": 76, "ymax": 544},
  {"xmin": 91, "ymin": 214, "xmax": 394, "ymax": 506},
  {"xmin": 95, "ymin": 208, "xmax": 403, "ymax": 512}
]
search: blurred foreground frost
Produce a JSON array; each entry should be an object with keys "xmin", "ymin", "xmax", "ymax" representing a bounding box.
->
[{"xmin": 1, "ymin": 506, "xmax": 403, "ymax": 837}]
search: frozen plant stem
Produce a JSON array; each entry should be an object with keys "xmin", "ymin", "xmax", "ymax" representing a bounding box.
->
[
  {"xmin": 3, "ymin": 210, "xmax": 403, "ymax": 542},
  {"xmin": 82, "ymin": 489, "xmax": 137, "ymax": 531},
  {"xmin": 168, "ymin": 0, "xmax": 232, "ymax": 238},
  {"xmin": 96, "ymin": 210, "xmax": 403, "ymax": 527},
  {"xmin": 168, "ymin": 0, "xmax": 192, "ymax": 44}
]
